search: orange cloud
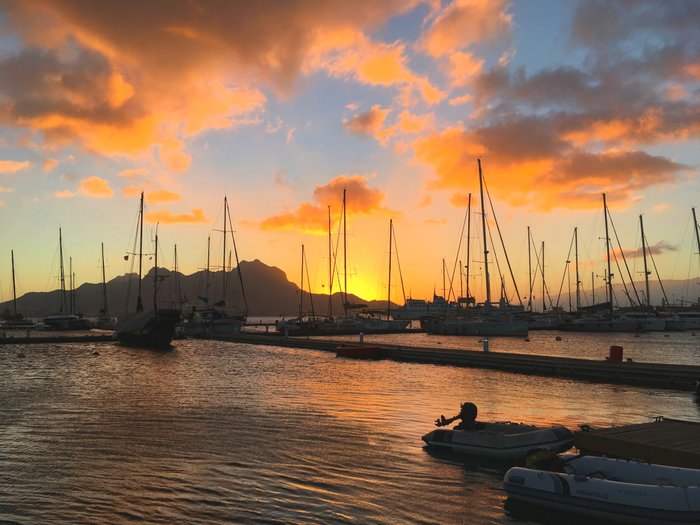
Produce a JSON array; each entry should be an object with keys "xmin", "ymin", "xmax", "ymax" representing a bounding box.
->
[
  {"xmin": 42, "ymin": 158, "xmax": 59, "ymax": 171},
  {"xmin": 420, "ymin": 0, "xmax": 513, "ymax": 57},
  {"xmin": 0, "ymin": 160, "xmax": 30, "ymax": 173},
  {"xmin": 144, "ymin": 208, "xmax": 208, "ymax": 224},
  {"xmin": 0, "ymin": 185, "xmax": 13, "ymax": 193},
  {"xmin": 147, "ymin": 189, "xmax": 181, "ymax": 204},
  {"xmin": 54, "ymin": 189, "xmax": 75, "ymax": 198},
  {"xmin": 119, "ymin": 168, "xmax": 148, "ymax": 178},
  {"xmin": 79, "ymin": 176, "xmax": 114, "ymax": 198},
  {"xmin": 261, "ymin": 174, "xmax": 389, "ymax": 233},
  {"xmin": 343, "ymin": 105, "xmax": 391, "ymax": 140},
  {"xmin": 446, "ymin": 51, "xmax": 484, "ymax": 87},
  {"xmin": 122, "ymin": 185, "xmax": 141, "ymax": 197}
]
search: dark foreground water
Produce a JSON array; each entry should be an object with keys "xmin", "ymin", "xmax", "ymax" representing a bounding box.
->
[{"xmin": 1, "ymin": 334, "xmax": 699, "ymax": 524}]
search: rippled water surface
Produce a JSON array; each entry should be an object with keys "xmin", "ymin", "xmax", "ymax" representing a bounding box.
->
[{"xmin": 1, "ymin": 333, "xmax": 699, "ymax": 524}]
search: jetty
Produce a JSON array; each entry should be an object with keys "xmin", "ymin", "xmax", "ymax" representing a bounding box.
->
[
  {"xmin": 221, "ymin": 333, "xmax": 700, "ymax": 392},
  {"xmin": 0, "ymin": 334, "xmax": 113, "ymax": 344},
  {"xmin": 574, "ymin": 418, "xmax": 700, "ymax": 469}
]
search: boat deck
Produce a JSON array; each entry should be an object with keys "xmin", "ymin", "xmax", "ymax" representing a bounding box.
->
[{"xmin": 574, "ymin": 418, "xmax": 700, "ymax": 468}]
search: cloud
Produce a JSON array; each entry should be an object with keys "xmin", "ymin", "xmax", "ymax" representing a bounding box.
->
[
  {"xmin": 78, "ymin": 175, "xmax": 114, "ymax": 198},
  {"xmin": 0, "ymin": 185, "xmax": 13, "ymax": 193},
  {"xmin": 42, "ymin": 158, "xmax": 59, "ymax": 171},
  {"xmin": 261, "ymin": 174, "xmax": 389, "ymax": 233},
  {"xmin": 54, "ymin": 189, "xmax": 75, "ymax": 198},
  {"xmin": 122, "ymin": 185, "xmax": 141, "ymax": 197},
  {"xmin": 343, "ymin": 105, "xmax": 392, "ymax": 140},
  {"xmin": 623, "ymin": 240, "xmax": 678, "ymax": 259},
  {"xmin": 119, "ymin": 167, "xmax": 148, "ymax": 178},
  {"xmin": 0, "ymin": 160, "xmax": 30, "ymax": 173},
  {"xmin": 147, "ymin": 189, "xmax": 181, "ymax": 204},
  {"xmin": 420, "ymin": 0, "xmax": 513, "ymax": 57},
  {"xmin": 144, "ymin": 208, "xmax": 208, "ymax": 224}
]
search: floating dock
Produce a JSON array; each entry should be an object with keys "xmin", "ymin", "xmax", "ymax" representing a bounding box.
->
[
  {"xmin": 222, "ymin": 333, "xmax": 700, "ymax": 392},
  {"xmin": 574, "ymin": 418, "xmax": 700, "ymax": 469},
  {"xmin": 0, "ymin": 334, "xmax": 114, "ymax": 345}
]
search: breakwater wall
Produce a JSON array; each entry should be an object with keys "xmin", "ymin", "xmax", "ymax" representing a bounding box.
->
[{"xmin": 222, "ymin": 333, "xmax": 700, "ymax": 392}]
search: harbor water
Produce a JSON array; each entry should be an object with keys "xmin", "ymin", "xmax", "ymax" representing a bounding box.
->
[{"xmin": 1, "ymin": 332, "xmax": 699, "ymax": 524}]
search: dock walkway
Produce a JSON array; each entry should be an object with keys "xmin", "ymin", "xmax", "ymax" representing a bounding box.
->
[{"xmin": 221, "ymin": 333, "xmax": 700, "ymax": 392}]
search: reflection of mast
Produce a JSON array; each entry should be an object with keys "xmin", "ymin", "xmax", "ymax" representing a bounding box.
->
[
  {"xmin": 639, "ymin": 214, "xmax": 651, "ymax": 308},
  {"xmin": 603, "ymin": 193, "xmax": 614, "ymax": 315},
  {"xmin": 477, "ymin": 159, "xmax": 491, "ymax": 305}
]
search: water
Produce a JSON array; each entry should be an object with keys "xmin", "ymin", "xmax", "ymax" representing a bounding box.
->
[{"xmin": 1, "ymin": 333, "xmax": 699, "ymax": 524}]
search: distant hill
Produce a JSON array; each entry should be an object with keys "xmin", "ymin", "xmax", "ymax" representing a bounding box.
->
[{"xmin": 1, "ymin": 259, "xmax": 397, "ymax": 318}]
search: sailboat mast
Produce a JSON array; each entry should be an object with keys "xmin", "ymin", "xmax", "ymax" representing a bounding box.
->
[
  {"xmin": 222, "ymin": 197, "xmax": 227, "ymax": 304},
  {"xmin": 59, "ymin": 227, "xmax": 67, "ymax": 314},
  {"xmin": 574, "ymin": 227, "xmax": 581, "ymax": 310},
  {"xmin": 343, "ymin": 189, "xmax": 347, "ymax": 316},
  {"xmin": 603, "ymin": 193, "xmax": 614, "ymax": 315},
  {"xmin": 639, "ymin": 214, "xmax": 651, "ymax": 308},
  {"xmin": 527, "ymin": 226, "xmax": 532, "ymax": 312},
  {"xmin": 174, "ymin": 244, "xmax": 181, "ymax": 310},
  {"xmin": 477, "ymin": 159, "xmax": 491, "ymax": 305},
  {"xmin": 541, "ymin": 241, "xmax": 545, "ymax": 312},
  {"xmin": 328, "ymin": 205, "xmax": 332, "ymax": 317},
  {"xmin": 299, "ymin": 244, "xmax": 304, "ymax": 319},
  {"xmin": 442, "ymin": 258, "xmax": 446, "ymax": 299},
  {"xmin": 387, "ymin": 219, "xmax": 393, "ymax": 320},
  {"xmin": 101, "ymin": 243, "xmax": 108, "ymax": 315},
  {"xmin": 153, "ymin": 231, "xmax": 159, "ymax": 312},
  {"xmin": 693, "ymin": 207, "xmax": 700, "ymax": 266},
  {"xmin": 466, "ymin": 193, "xmax": 472, "ymax": 300},
  {"xmin": 136, "ymin": 192, "xmax": 144, "ymax": 312},
  {"xmin": 69, "ymin": 256, "xmax": 74, "ymax": 315},
  {"xmin": 206, "ymin": 235, "xmax": 211, "ymax": 303},
  {"xmin": 11, "ymin": 249, "xmax": 17, "ymax": 317}
]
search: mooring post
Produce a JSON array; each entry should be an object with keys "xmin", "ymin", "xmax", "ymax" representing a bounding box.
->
[
  {"xmin": 483, "ymin": 338, "xmax": 489, "ymax": 353},
  {"xmin": 359, "ymin": 332, "xmax": 364, "ymax": 343}
]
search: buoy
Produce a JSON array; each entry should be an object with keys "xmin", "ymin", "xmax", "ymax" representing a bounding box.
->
[
  {"xmin": 524, "ymin": 338, "xmax": 530, "ymax": 342},
  {"xmin": 555, "ymin": 335, "xmax": 562, "ymax": 341},
  {"xmin": 92, "ymin": 351, "xmax": 100, "ymax": 356},
  {"xmin": 16, "ymin": 352, "xmax": 25, "ymax": 358}
]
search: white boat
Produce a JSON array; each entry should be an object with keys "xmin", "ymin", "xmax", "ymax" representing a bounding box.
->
[
  {"xmin": 390, "ymin": 295, "xmax": 459, "ymax": 320},
  {"xmin": 504, "ymin": 455, "xmax": 700, "ymax": 525},
  {"xmin": 617, "ymin": 311, "xmax": 666, "ymax": 331},
  {"xmin": 557, "ymin": 315, "xmax": 645, "ymax": 333},
  {"xmin": 421, "ymin": 422, "xmax": 573, "ymax": 461}
]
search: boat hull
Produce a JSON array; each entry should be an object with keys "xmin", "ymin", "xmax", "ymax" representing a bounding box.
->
[
  {"xmin": 422, "ymin": 422, "xmax": 573, "ymax": 461},
  {"xmin": 115, "ymin": 309, "xmax": 180, "ymax": 349},
  {"xmin": 504, "ymin": 456, "xmax": 700, "ymax": 525}
]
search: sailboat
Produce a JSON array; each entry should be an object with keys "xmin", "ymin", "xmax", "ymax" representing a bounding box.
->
[
  {"xmin": 421, "ymin": 159, "xmax": 528, "ymax": 337},
  {"xmin": 181, "ymin": 196, "xmax": 247, "ymax": 338},
  {"xmin": 95, "ymin": 242, "xmax": 116, "ymax": 330},
  {"xmin": 1, "ymin": 250, "xmax": 34, "ymax": 328},
  {"xmin": 114, "ymin": 192, "xmax": 180, "ymax": 348},
  {"xmin": 276, "ymin": 190, "xmax": 409, "ymax": 336},
  {"xmin": 43, "ymin": 228, "xmax": 93, "ymax": 330}
]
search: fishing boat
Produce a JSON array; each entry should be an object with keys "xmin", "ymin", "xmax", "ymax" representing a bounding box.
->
[
  {"xmin": 422, "ymin": 422, "xmax": 573, "ymax": 461},
  {"xmin": 504, "ymin": 455, "xmax": 700, "ymax": 525},
  {"xmin": 114, "ymin": 192, "xmax": 180, "ymax": 349}
]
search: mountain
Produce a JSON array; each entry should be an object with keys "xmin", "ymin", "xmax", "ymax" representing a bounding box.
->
[{"xmin": 1, "ymin": 259, "xmax": 397, "ymax": 318}]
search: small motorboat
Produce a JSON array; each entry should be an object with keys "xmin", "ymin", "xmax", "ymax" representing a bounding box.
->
[
  {"xmin": 422, "ymin": 422, "xmax": 573, "ymax": 461},
  {"xmin": 335, "ymin": 345, "xmax": 383, "ymax": 359},
  {"xmin": 504, "ymin": 455, "xmax": 700, "ymax": 525}
]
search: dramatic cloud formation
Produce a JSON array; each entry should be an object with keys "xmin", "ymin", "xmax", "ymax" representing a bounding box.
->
[
  {"xmin": 261, "ymin": 175, "xmax": 389, "ymax": 233},
  {"xmin": 0, "ymin": 160, "xmax": 30, "ymax": 173},
  {"xmin": 78, "ymin": 176, "xmax": 114, "ymax": 198},
  {"xmin": 144, "ymin": 208, "xmax": 208, "ymax": 224}
]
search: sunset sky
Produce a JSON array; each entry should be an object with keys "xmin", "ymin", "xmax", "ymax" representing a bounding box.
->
[{"xmin": 0, "ymin": 0, "xmax": 698, "ymax": 310}]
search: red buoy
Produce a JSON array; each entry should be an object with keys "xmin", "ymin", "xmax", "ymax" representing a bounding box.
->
[{"xmin": 609, "ymin": 345, "xmax": 623, "ymax": 361}]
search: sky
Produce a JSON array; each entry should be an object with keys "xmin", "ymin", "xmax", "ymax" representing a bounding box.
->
[{"xmin": 0, "ymin": 0, "xmax": 698, "ymax": 310}]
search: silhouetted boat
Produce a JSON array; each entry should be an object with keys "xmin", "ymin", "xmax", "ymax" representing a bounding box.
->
[{"xmin": 114, "ymin": 193, "xmax": 180, "ymax": 349}]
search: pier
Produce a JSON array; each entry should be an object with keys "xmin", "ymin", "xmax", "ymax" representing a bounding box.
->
[
  {"xmin": 574, "ymin": 418, "xmax": 700, "ymax": 468},
  {"xmin": 221, "ymin": 333, "xmax": 700, "ymax": 392}
]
